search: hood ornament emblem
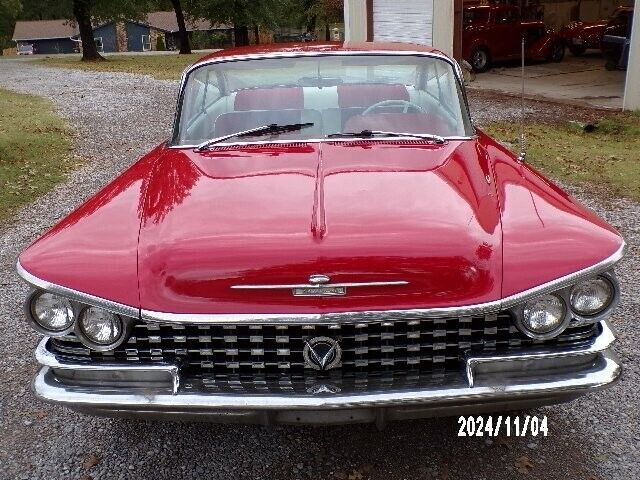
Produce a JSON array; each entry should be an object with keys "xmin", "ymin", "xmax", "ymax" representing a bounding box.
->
[
  {"xmin": 293, "ymin": 273, "xmax": 345, "ymax": 297},
  {"xmin": 303, "ymin": 336, "xmax": 342, "ymax": 371},
  {"xmin": 308, "ymin": 274, "xmax": 330, "ymax": 285}
]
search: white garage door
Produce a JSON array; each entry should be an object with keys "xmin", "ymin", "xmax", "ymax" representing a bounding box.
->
[{"xmin": 373, "ymin": 0, "xmax": 434, "ymax": 46}]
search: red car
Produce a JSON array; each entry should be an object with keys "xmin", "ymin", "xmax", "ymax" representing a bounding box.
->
[
  {"xmin": 559, "ymin": 6, "xmax": 633, "ymax": 56},
  {"xmin": 463, "ymin": 5, "xmax": 565, "ymax": 72},
  {"xmin": 18, "ymin": 42, "xmax": 624, "ymax": 425}
]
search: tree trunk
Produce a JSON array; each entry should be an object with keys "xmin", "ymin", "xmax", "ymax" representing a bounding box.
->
[
  {"xmin": 73, "ymin": 0, "xmax": 103, "ymax": 61},
  {"xmin": 325, "ymin": 23, "xmax": 330, "ymax": 41},
  {"xmin": 170, "ymin": 0, "xmax": 191, "ymax": 54},
  {"xmin": 253, "ymin": 24, "xmax": 260, "ymax": 45},
  {"xmin": 307, "ymin": 14, "xmax": 317, "ymax": 36},
  {"xmin": 234, "ymin": 25, "xmax": 249, "ymax": 46}
]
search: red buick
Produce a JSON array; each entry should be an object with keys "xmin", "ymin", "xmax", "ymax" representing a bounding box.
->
[{"xmin": 17, "ymin": 43, "xmax": 624, "ymax": 426}]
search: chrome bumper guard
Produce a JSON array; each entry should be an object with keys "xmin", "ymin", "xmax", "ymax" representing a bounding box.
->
[{"xmin": 32, "ymin": 321, "xmax": 621, "ymax": 424}]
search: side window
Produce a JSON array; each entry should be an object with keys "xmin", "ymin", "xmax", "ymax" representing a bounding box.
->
[
  {"xmin": 94, "ymin": 37, "xmax": 104, "ymax": 53},
  {"xmin": 181, "ymin": 69, "xmax": 222, "ymax": 129},
  {"xmin": 142, "ymin": 35, "xmax": 151, "ymax": 52}
]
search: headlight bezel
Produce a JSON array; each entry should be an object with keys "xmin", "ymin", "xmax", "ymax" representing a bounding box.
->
[
  {"xmin": 75, "ymin": 306, "xmax": 132, "ymax": 351},
  {"xmin": 512, "ymin": 270, "xmax": 620, "ymax": 339},
  {"xmin": 25, "ymin": 289, "xmax": 77, "ymax": 336},
  {"xmin": 514, "ymin": 293, "xmax": 572, "ymax": 340},
  {"xmin": 25, "ymin": 288, "xmax": 134, "ymax": 350},
  {"xmin": 569, "ymin": 274, "xmax": 617, "ymax": 319}
]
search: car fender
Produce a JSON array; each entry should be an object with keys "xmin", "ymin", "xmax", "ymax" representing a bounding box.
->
[
  {"xmin": 527, "ymin": 32, "xmax": 560, "ymax": 60},
  {"xmin": 463, "ymin": 37, "xmax": 490, "ymax": 62}
]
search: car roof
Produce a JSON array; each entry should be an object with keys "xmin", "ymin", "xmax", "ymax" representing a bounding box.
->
[{"xmin": 193, "ymin": 41, "xmax": 446, "ymax": 67}]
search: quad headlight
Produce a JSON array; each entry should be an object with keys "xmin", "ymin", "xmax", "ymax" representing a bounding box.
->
[
  {"xmin": 514, "ymin": 271, "xmax": 619, "ymax": 339},
  {"xmin": 570, "ymin": 277, "xmax": 614, "ymax": 316},
  {"xmin": 521, "ymin": 294, "xmax": 567, "ymax": 337},
  {"xmin": 78, "ymin": 307, "xmax": 123, "ymax": 346},
  {"xmin": 26, "ymin": 289, "xmax": 132, "ymax": 350},
  {"xmin": 29, "ymin": 292, "xmax": 75, "ymax": 334}
]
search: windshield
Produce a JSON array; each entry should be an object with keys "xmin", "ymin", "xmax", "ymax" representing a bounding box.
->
[
  {"xmin": 174, "ymin": 54, "xmax": 473, "ymax": 146},
  {"xmin": 464, "ymin": 9, "xmax": 490, "ymax": 25}
]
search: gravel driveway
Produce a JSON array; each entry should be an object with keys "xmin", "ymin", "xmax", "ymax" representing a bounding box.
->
[{"xmin": 0, "ymin": 61, "xmax": 637, "ymax": 480}]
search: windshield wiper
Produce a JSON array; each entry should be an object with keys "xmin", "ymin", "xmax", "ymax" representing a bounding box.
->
[
  {"xmin": 327, "ymin": 130, "xmax": 446, "ymax": 144},
  {"xmin": 195, "ymin": 123, "xmax": 315, "ymax": 151}
]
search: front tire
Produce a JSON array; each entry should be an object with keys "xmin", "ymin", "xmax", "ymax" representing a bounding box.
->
[
  {"xmin": 548, "ymin": 42, "xmax": 565, "ymax": 62},
  {"xmin": 471, "ymin": 48, "xmax": 491, "ymax": 73}
]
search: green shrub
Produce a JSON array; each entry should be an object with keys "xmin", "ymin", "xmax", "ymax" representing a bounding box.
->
[
  {"xmin": 190, "ymin": 31, "xmax": 231, "ymax": 49},
  {"xmin": 156, "ymin": 36, "xmax": 166, "ymax": 51}
]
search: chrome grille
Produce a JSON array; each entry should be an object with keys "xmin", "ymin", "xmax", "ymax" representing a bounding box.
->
[{"xmin": 50, "ymin": 312, "xmax": 598, "ymax": 391}]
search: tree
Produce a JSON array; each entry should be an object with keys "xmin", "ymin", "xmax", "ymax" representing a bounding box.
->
[
  {"xmin": 169, "ymin": 0, "xmax": 191, "ymax": 54},
  {"xmin": 0, "ymin": 0, "xmax": 22, "ymax": 52},
  {"xmin": 307, "ymin": 0, "xmax": 342, "ymax": 40},
  {"xmin": 72, "ymin": 0, "xmax": 102, "ymax": 61},
  {"xmin": 70, "ymin": 0, "xmax": 155, "ymax": 61},
  {"xmin": 278, "ymin": 0, "xmax": 343, "ymax": 39},
  {"xmin": 186, "ymin": 0, "xmax": 282, "ymax": 47},
  {"xmin": 18, "ymin": 0, "xmax": 71, "ymax": 20}
]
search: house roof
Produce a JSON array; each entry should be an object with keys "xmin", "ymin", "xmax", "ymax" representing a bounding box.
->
[
  {"xmin": 143, "ymin": 11, "xmax": 231, "ymax": 33},
  {"xmin": 12, "ymin": 19, "xmax": 78, "ymax": 41}
]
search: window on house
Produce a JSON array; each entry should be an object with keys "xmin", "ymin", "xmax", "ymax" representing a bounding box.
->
[
  {"xmin": 94, "ymin": 37, "xmax": 104, "ymax": 53},
  {"xmin": 142, "ymin": 35, "xmax": 151, "ymax": 52}
]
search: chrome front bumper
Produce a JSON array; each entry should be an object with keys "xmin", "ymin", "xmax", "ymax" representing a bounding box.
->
[{"xmin": 32, "ymin": 321, "xmax": 621, "ymax": 425}]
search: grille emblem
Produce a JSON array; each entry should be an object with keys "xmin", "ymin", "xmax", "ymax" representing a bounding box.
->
[
  {"xmin": 303, "ymin": 336, "xmax": 342, "ymax": 371},
  {"xmin": 307, "ymin": 383, "xmax": 341, "ymax": 394}
]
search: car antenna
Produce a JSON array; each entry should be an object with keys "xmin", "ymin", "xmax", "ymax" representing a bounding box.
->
[{"xmin": 518, "ymin": 35, "xmax": 527, "ymax": 163}]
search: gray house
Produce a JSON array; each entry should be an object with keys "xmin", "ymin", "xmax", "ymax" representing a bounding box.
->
[
  {"xmin": 12, "ymin": 12, "xmax": 232, "ymax": 55},
  {"xmin": 12, "ymin": 19, "xmax": 79, "ymax": 54}
]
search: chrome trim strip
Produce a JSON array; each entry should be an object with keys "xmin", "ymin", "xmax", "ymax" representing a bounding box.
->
[
  {"xmin": 141, "ymin": 242, "xmax": 626, "ymax": 325},
  {"xmin": 167, "ymin": 136, "xmax": 476, "ymax": 149},
  {"xmin": 231, "ymin": 281, "xmax": 409, "ymax": 290},
  {"xmin": 464, "ymin": 320, "xmax": 616, "ymax": 387},
  {"xmin": 141, "ymin": 303, "xmax": 504, "ymax": 325},
  {"xmin": 16, "ymin": 261, "xmax": 139, "ymax": 319},
  {"xmin": 499, "ymin": 241, "xmax": 626, "ymax": 310},
  {"xmin": 35, "ymin": 338, "xmax": 180, "ymax": 394}
]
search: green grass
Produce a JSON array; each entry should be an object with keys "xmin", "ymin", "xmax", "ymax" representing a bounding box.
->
[
  {"xmin": 38, "ymin": 54, "xmax": 205, "ymax": 80},
  {"xmin": 0, "ymin": 88, "xmax": 79, "ymax": 222},
  {"xmin": 484, "ymin": 112, "xmax": 640, "ymax": 201}
]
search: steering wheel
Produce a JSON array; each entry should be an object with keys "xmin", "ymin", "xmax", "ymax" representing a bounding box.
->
[{"xmin": 362, "ymin": 99, "xmax": 426, "ymax": 115}]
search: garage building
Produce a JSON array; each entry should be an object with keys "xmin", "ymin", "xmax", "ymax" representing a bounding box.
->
[{"xmin": 344, "ymin": 0, "xmax": 639, "ymax": 110}]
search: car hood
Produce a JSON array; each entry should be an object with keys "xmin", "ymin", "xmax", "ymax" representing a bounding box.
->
[
  {"xmin": 562, "ymin": 20, "xmax": 607, "ymax": 34},
  {"xmin": 136, "ymin": 141, "xmax": 503, "ymax": 314}
]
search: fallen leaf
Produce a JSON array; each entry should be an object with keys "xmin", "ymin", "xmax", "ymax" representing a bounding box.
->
[
  {"xmin": 83, "ymin": 454, "xmax": 101, "ymax": 470},
  {"xmin": 515, "ymin": 455, "xmax": 534, "ymax": 474},
  {"xmin": 348, "ymin": 470, "xmax": 363, "ymax": 480}
]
